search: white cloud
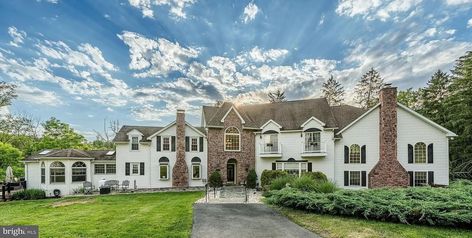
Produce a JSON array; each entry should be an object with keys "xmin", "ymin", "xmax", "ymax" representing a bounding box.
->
[
  {"xmin": 15, "ymin": 84, "xmax": 63, "ymax": 105},
  {"xmin": 7, "ymin": 27, "xmax": 26, "ymax": 47},
  {"xmin": 118, "ymin": 31, "xmax": 200, "ymax": 78},
  {"xmin": 468, "ymin": 18, "xmax": 472, "ymax": 28},
  {"xmin": 319, "ymin": 15, "xmax": 325, "ymax": 25},
  {"xmin": 128, "ymin": 0, "xmax": 196, "ymax": 19},
  {"xmin": 336, "ymin": 0, "xmax": 422, "ymax": 21},
  {"xmin": 242, "ymin": 3, "xmax": 260, "ymax": 23},
  {"xmin": 445, "ymin": 0, "xmax": 472, "ymax": 5}
]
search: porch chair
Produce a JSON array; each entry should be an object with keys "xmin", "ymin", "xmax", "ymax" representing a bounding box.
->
[
  {"xmin": 121, "ymin": 180, "xmax": 130, "ymax": 192},
  {"xmin": 83, "ymin": 181, "xmax": 94, "ymax": 195}
]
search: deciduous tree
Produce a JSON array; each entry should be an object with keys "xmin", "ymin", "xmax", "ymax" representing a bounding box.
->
[{"xmin": 355, "ymin": 68, "xmax": 385, "ymax": 108}]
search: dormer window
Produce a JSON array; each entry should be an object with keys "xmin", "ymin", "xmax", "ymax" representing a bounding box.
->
[
  {"xmin": 304, "ymin": 129, "xmax": 321, "ymax": 152},
  {"xmin": 131, "ymin": 137, "xmax": 139, "ymax": 150}
]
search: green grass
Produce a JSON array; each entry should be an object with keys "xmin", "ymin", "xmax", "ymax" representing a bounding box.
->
[
  {"xmin": 0, "ymin": 192, "xmax": 203, "ymax": 238},
  {"xmin": 276, "ymin": 207, "xmax": 472, "ymax": 238}
]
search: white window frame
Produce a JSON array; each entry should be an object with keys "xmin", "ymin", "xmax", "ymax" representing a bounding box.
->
[
  {"xmin": 131, "ymin": 136, "xmax": 139, "ymax": 151},
  {"xmin": 224, "ymin": 127, "xmax": 241, "ymax": 151},
  {"xmin": 95, "ymin": 164, "xmax": 116, "ymax": 174},
  {"xmin": 191, "ymin": 137, "xmax": 199, "ymax": 152},
  {"xmin": 192, "ymin": 163, "xmax": 201, "ymax": 179},
  {"xmin": 413, "ymin": 171, "xmax": 428, "ymax": 187},
  {"xmin": 71, "ymin": 162, "xmax": 87, "ymax": 182},
  {"xmin": 105, "ymin": 164, "xmax": 116, "ymax": 174},
  {"xmin": 159, "ymin": 163, "xmax": 169, "ymax": 180},
  {"xmin": 162, "ymin": 136, "xmax": 171, "ymax": 151},
  {"xmin": 414, "ymin": 142, "xmax": 427, "ymax": 164},
  {"xmin": 131, "ymin": 162, "xmax": 140, "ymax": 175},
  {"xmin": 304, "ymin": 132, "xmax": 320, "ymax": 152},
  {"xmin": 349, "ymin": 144, "xmax": 361, "ymax": 164},
  {"xmin": 50, "ymin": 161, "xmax": 65, "ymax": 184},
  {"xmin": 41, "ymin": 162, "xmax": 46, "ymax": 184},
  {"xmin": 275, "ymin": 162, "xmax": 308, "ymax": 177},
  {"xmin": 349, "ymin": 171, "xmax": 361, "ymax": 186}
]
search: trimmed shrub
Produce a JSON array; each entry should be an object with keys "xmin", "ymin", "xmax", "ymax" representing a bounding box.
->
[
  {"xmin": 292, "ymin": 176, "xmax": 317, "ymax": 192},
  {"xmin": 314, "ymin": 180, "xmax": 337, "ymax": 193},
  {"xmin": 209, "ymin": 170, "xmax": 223, "ymax": 188},
  {"xmin": 261, "ymin": 170, "xmax": 288, "ymax": 187},
  {"xmin": 269, "ymin": 175, "xmax": 295, "ymax": 191},
  {"xmin": 301, "ymin": 171, "xmax": 327, "ymax": 181},
  {"xmin": 267, "ymin": 181, "xmax": 472, "ymax": 227},
  {"xmin": 11, "ymin": 189, "xmax": 46, "ymax": 200},
  {"xmin": 246, "ymin": 169, "xmax": 257, "ymax": 189}
]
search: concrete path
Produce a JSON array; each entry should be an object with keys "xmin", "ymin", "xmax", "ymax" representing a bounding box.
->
[{"xmin": 192, "ymin": 203, "xmax": 319, "ymax": 238}]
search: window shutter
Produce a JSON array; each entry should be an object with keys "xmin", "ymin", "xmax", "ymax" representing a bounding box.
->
[
  {"xmin": 125, "ymin": 163, "xmax": 130, "ymax": 176},
  {"xmin": 344, "ymin": 171, "xmax": 349, "ymax": 186},
  {"xmin": 408, "ymin": 171, "xmax": 413, "ymax": 186},
  {"xmin": 308, "ymin": 162, "xmax": 312, "ymax": 172},
  {"xmin": 185, "ymin": 136, "xmax": 190, "ymax": 152},
  {"xmin": 361, "ymin": 171, "xmax": 366, "ymax": 187},
  {"xmin": 156, "ymin": 136, "xmax": 161, "ymax": 151},
  {"xmin": 361, "ymin": 145, "xmax": 366, "ymax": 164},
  {"xmin": 428, "ymin": 171, "xmax": 434, "ymax": 185},
  {"xmin": 140, "ymin": 162, "xmax": 145, "ymax": 175},
  {"xmin": 408, "ymin": 144, "xmax": 413, "ymax": 163},
  {"xmin": 199, "ymin": 137, "xmax": 204, "ymax": 152},
  {"xmin": 428, "ymin": 143, "xmax": 433, "ymax": 164},
  {"xmin": 344, "ymin": 146, "xmax": 349, "ymax": 164},
  {"xmin": 272, "ymin": 163, "xmax": 276, "ymax": 170},
  {"xmin": 171, "ymin": 136, "xmax": 176, "ymax": 152}
]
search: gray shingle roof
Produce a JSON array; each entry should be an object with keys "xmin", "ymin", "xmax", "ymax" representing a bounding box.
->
[
  {"xmin": 25, "ymin": 149, "xmax": 116, "ymax": 161},
  {"xmin": 113, "ymin": 124, "xmax": 206, "ymax": 142},
  {"xmin": 202, "ymin": 98, "xmax": 359, "ymax": 130}
]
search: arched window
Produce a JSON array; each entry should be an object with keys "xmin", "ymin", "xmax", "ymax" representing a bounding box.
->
[
  {"xmin": 159, "ymin": 157, "xmax": 169, "ymax": 180},
  {"xmin": 191, "ymin": 157, "xmax": 201, "ymax": 179},
  {"xmin": 414, "ymin": 142, "xmax": 427, "ymax": 163},
  {"xmin": 50, "ymin": 161, "xmax": 65, "ymax": 183},
  {"xmin": 72, "ymin": 162, "xmax": 87, "ymax": 182},
  {"xmin": 225, "ymin": 127, "xmax": 240, "ymax": 151},
  {"xmin": 41, "ymin": 162, "xmax": 45, "ymax": 184},
  {"xmin": 349, "ymin": 144, "xmax": 361, "ymax": 163}
]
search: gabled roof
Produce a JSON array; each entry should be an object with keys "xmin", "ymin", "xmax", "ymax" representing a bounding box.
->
[
  {"xmin": 260, "ymin": 119, "xmax": 282, "ymax": 129},
  {"xmin": 113, "ymin": 126, "xmax": 163, "ymax": 142},
  {"xmin": 300, "ymin": 116, "xmax": 326, "ymax": 128},
  {"xmin": 220, "ymin": 106, "xmax": 246, "ymax": 124},
  {"xmin": 25, "ymin": 149, "xmax": 116, "ymax": 161},
  {"xmin": 146, "ymin": 121, "xmax": 207, "ymax": 140}
]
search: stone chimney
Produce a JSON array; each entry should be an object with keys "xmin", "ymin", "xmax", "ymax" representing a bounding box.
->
[
  {"xmin": 368, "ymin": 86, "xmax": 409, "ymax": 188},
  {"xmin": 172, "ymin": 109, "xmax": 189, "ymax": 187}
]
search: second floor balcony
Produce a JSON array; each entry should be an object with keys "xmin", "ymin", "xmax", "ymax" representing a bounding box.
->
[
  {"xmin": 259, "ymin": 143, "xmax": 282, "ymax": 158},
  {"xmin": 301, "ymin": 141, "xmax": 327, "ymax": 157}
]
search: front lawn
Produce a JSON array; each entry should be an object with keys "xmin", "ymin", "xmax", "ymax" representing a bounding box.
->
[
  {"xmin": 278, "ymin": 207, "xmax": 472, "ymax": 238},
  {"xmin": 0, "ymin": 191, "xmax": 203, "ymax": 238}
]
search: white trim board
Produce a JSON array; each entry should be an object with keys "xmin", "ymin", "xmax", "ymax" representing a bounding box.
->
[
  {"xmin": 220, "ymin": 106, "xmax": 246, "ymax": 124},
  {"xmin": 301, "ymin": 116, "xmax": 326, "ymax": 128}
]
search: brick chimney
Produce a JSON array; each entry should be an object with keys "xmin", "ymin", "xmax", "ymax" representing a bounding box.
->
[
  {"xmin": 172, "ymin": 109, "xmax": 189, "ymax": 187},
  {"xmin": 368, "ymin": 86, "xmax": 409, "ymax": 188}
]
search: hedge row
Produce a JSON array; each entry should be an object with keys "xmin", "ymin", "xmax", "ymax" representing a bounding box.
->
[
  {"xmin": 11, "ymin": 189, "xmax": 46, "ymax": 200},
  {"xmin": 267, "ymin": 180, "xmax": 472, "ymax": 227}
]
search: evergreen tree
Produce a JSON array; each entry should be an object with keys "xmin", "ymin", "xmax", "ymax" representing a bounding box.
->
[
  {"xmin": 268, "ymin": 89, "xmax": 286, "ymax": 103},
  {"xmin": 322, "ymin": 75, "xmax": 345, "ymax": 106},
  {"xmin": 355, "ymin": 68, "xmax": 385, "ymax": 108},
  {"xmin": 419, "ymin": 70, "xmax": 451, "ymax": 124},
  {"xmin": 397, "ymin": 88, "xmax": 422, "ymax": 110}
]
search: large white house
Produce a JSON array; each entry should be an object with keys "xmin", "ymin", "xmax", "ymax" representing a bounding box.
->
[{"xmin": 24, "ymin": 87, "xmax": 457, "ymax": 196}]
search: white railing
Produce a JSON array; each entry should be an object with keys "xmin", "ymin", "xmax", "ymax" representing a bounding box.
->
[
  {"xmin": 260, "ymin": 143, "xmax": 282, "ymax": 154},
  {"xmin": 302, "ymin": 142, "xmax": 327, "ymax": 153}
]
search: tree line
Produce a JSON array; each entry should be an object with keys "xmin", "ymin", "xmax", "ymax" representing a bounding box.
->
[{"xmin": 267, "ymin": 51, "xmax": 472, "ymax": 179}]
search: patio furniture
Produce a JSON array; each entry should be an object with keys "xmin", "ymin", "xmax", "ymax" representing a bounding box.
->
[
  {"xmin": 83, "ymin": 181, "xmax": 94, "ymax": 194},
  {"xmin": 121, "ymin": 180, "xmax": 130, "ymax": 192},
  {"xmin": 105, "ymin": 180, "xmax": 119, "ymax": 190}
]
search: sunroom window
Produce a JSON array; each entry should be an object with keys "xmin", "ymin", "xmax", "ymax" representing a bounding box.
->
[
  {"xmin": 41, "ymin": 162, "xmax": 45, "ymax": 184},
  {"xmin": 50, "ymin": 161, "xmax": 65, "ymax": 183},
  {"xmin": 72, "ymin": 162, "xmax": 87, "ymax": 182}
]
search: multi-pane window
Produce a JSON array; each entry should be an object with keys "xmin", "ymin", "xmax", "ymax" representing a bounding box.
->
[
  {"xmin": 131, "ymin": 137, "xmax": 139, "ymax": 150},
  {"xmin": 159, "ymin": 157, "xmax": 169, "ymax": 180},
  {"xmin": 94, "ymin": 164, "xmax": 105, "ymax": 174},
  {"xmin": 349, "ymin": 171, "xmax": 361, "ymax": 186},
  {"xmin": 225, "ymin": 127, "xmax": 240, "ymax": 151},
  {"xmin": 132, "ymin": 163, "xmax": 139, "ymax": 175},
  {"xmin": 263, "ymin": 134, "xmax": 279, "ymax": 153},
  {"xmin": 106, "ymin": 164, "xmax": 116, "ymax": 174},
  {"xmin": 414, "ymin": 142, "xmax": 427, "ymax": 163},
  {"xmin": 305, "ymin": 132, "xmax": 321, "ymax": 152},
  {"xmin": 414, "ymin": 171, "xmax": 427, "ymax": 186},
  {"xmin": 41, "ymin": 162, "xmax": 45, "ymax": 184},
  {"xmin": 162, "ymin": 137, "xmax": 170, "ymax": 151},
  {"xmin": 191, "ymin": 137, "xmax": 198, "ymax": 151},
  {"xmin": 191, "ymin": 157, "xmax": 201, "ymax": 179},
  {"xmin": 72, "ymin": 162, "xmax": 87, "ymax": 182},
  {"xmin": 349, "ymin": 144, "xmax": 361, "ymax": 163},
  {"xmin": 276, "ymin": 162, "xmax": 308, "ymax": 177},
  {"xmin": 50, "ymin": 161, "xmax": 65, "ymax": 183},
  {"xmin": 95, "ymin": 164, "xmax": 116, "ymax": 174}
]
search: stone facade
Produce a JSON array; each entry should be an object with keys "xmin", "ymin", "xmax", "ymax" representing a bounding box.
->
[
  {"xmin": 207, "ymin": 109, "xmax": 255, "ymax": 184},
  {"xmin": 172, "ymin": 109, "xmax": 189, "ymax": 187},
  {"xmin": 369, "ymin": 87, "xmax": 409, "ymax": 188}
]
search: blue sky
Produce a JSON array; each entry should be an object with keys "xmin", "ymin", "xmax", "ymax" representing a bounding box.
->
[{"xmin": 0, "ymin": 0, "xmax": 471, "ymax": 140}]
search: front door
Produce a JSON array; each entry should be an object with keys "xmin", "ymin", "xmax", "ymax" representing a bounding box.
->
[{"xmin": 227, "ymin": 163, "xmax": 235, "ymax": 183}]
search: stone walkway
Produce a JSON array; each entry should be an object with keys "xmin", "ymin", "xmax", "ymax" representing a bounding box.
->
[
  {"xmin": 195, "ymin": 186, "xmax": 263, "ymax": 204},
  {"xmin": 191, "ymin": 203, "xmax": 319, "ymax": 238}
]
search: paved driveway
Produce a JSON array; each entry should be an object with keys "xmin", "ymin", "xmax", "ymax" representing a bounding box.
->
[{"xmin": 192, "ymin": 204, "xmax": 319, "ymax": 238}]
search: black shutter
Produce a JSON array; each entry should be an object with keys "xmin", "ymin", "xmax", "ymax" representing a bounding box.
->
[
  {"xmin": 344, "ymin": 171, "xmax": 349, "ymax": 186},
  {"xmin": 361, "ymin": 171, "xmax": 366, "ymax": 187},
  {"xmin": 344, "ymin": 146, "xmax": 349, "ymax": 164},
  {"xmin": 125, "ymin": 163, "xmax": 130, "ymax": 176},
  {"xmin": 171, "ymin": 136, "xmax": 176, "ymax": 152},
  {"xmin": 272, "ymin": 163, "xmax": 276, "ymax": 170},
  {"xmin": 428, "ymin": 171, "xmax": 434, "ymax": 185},
  {"xmin": 408, "ymin": 171, "xmax": 413, "ymax": 186},
  {"xmin": 185, "ymin": 136, "xmax": 190, "ymax": 152},
  {"xmin": 428, "ymin": 143, "xmax": 434, "ymax": 164},
  {"xmin": 408, "ymin": 144, "xmax": 413, "ymax": 163},
  {"xmin": 156, "ymin": 136, "xmax": 161, "ymax": 151},
  {"xmin": 361, "ymin": 145, "xmax": 366, "ymax": 164},
  {"xmin": 199, "ymin": 137, "xmax": 204, "ymax": 152},
  {"xmin": 308, "ymin": 162, "xmax": 312, "ymax": 172},
  {"xmin": 140, "ymin": 162, "xmax": 145, "ymax": 175}
]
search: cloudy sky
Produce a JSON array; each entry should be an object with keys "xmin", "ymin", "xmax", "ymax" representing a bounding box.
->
[{"xmin": 0, "ymin": 0, "xmax": 471, "ymax": 139}]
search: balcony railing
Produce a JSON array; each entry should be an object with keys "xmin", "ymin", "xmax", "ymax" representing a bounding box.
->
[
  {"xmin": 302, "ymin": 142, "xmax": 327, "ymax": 154},
  {"xmin": 259, "ymin": 143, "xmax": 282, "ymax": 156}
]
